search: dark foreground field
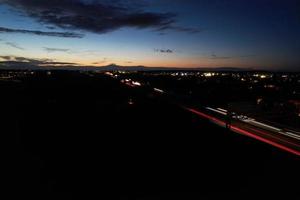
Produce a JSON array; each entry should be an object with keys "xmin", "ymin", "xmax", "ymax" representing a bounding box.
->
[{"xmin": 2, "ymin": 72, "xmax": 300, "ymax": 200}]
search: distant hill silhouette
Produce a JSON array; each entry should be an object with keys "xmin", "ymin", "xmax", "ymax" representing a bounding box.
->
[
  {"xmin": 96, "ymin": 64, "xmax": 255, "ymax": 72},
  {"xmin": 0, "ymin": 61, "xmax": 257, "ymax": 72}
]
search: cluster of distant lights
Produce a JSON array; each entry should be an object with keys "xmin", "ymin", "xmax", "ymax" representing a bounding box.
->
[
  {"xmin": 0, "ymin": 70, "xmax": 54, "ymax": 78},
  {"xmin": 1, "ymin": 70, "xmax": 299, "ymax": 87},
  {"xmin": 104, "ymin": 71, "xmax": 290, "ymax": 80},
  {"xmin": 105, "ymin": 71, "xmax": 300, "ymax": 92},
  {"xmin": 104, "ymin": 72, "xmax": 143, "ymax": 88},
  {"xmin": 120, "ymin": 79, "xmax": 142, "ymax": 87},
  {"xmin": 0, "ymin": 71, "xmax": 35, "ymax": 80},
  {"xmin": 164, "ymin": 71, "xmax": 291, "ymax": 80},
  {"xmin": 105, "ymin": 70, "xmax": 300, "ymax": 122},
  {"xmin": 170, "ymin": 72, "xmax": 223, "ymax": 77}
]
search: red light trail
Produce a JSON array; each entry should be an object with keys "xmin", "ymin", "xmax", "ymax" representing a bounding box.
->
[{"xmin": 185, "ymin": 107, "xmax": 300, "ymax": 156}]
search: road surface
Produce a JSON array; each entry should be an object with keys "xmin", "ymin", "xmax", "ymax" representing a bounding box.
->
[{"xmin": 186, "ymin": 107, "xmax": 300, "ymax": 156}]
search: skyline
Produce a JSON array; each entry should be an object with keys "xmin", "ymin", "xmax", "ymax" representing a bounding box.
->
[{"xmin": 0, "ymin": 0, "xmax": 300, "ymax": 70}]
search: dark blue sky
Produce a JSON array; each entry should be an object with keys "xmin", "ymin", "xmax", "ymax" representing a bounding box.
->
[{"xmin": 0, "ymin": 0, "xmax": 299, "ymax": 70}]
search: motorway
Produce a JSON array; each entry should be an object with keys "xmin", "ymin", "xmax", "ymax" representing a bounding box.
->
[
  {"xmin": 112, "ymin": 72, "xmax": 300, "ymax": 157},
  {"xmin": 186, "ymin": 107, "xmax": 300, "ymax": 156}
]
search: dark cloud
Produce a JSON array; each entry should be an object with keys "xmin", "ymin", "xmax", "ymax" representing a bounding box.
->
[
  {"xmin": 210, "ymin": 53, "xmax": 231, "ymax": 60},
  {"xmin": 0, "ymin": 26, "xmax": 84, "ymax": 38},
  {"xmin": 155, "ymin": 49, "xmax": 174, "ymax": 53},
  {"xmin": 0, "ymin": 56, "xmax": 14, "ymax": 60},
  {"xmin": 0, "ymin": 0, "xmax": 198, "ymax": 34},
  {"xmin": 157, "ymin": 25, "xmax": 202, "ymax": 34},
  {"xmin": 0, "ymin": 55, "xmax": 77, "ymax": 67},
  {"xmin": 45, "ymin": 26, "xmax": 56, "ymax": 30},
  {"xmin": 44, "ymin": 47, "xmax": 70, "ymax": 53},
  {"xmin": 92, "ymin": 58, "xmax": 108, "ymax": 65},
  {"xmin": 169, "ymin": 26, "xmax": 201, "ymax": 34},
  {"xmin": 0, "ymin": 55, "xmax": 50, "ymax": 64},
  {"xmin": 4, "ymin": 42, "xmax": 24, "ymax": 50},
  {"xmin": 238, "ymin": 54, "xmax": 256, "ymax": 58},
  {"xmin": 40, "ymin": 61, "xmax": 77, "ymax": 65},
  {"xmin": 210, "ymin": 53, "xmax": 256, "ymax": 60}
]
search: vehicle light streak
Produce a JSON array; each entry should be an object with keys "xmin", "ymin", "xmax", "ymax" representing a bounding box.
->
[
  {"xmin": 284, "ymin": 132, "xmax": 300, "ymax": 140},
  {"xmin": 245, "ymin": 127, "xmax": 300, "ymax": 148},
  {"xmin": 154, "ymin": 88, "xmax": 165, "ymax": 93},
  {"xmin": 206, "ymin": 107, "xmax": 227, "ymax": 115},
  {"xmin": 185, "ymin": 107, "xmax": 300, "ymax": 156},
  {"xmin": 207, "ymin": 107, "xmax": 300, "ymax": 141},
  {"xmin": 244, "ymin": 120, "xmax": 281, "ymax": 132},
  {"xmin": 230, "ymin": 126, "xmax": 300, "ymax": 156},
  {"xmin": 187, "ymin": 108, "xmax": 226, "ymax": 126},
  {"xmin": 217, "ymin": 108, "xmax": 228, "ymax": 112}
]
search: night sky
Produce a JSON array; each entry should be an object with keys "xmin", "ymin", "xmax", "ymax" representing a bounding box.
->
[{"xmin": 0, "ymin": 0, "xmax": 299, "ymax": 70}]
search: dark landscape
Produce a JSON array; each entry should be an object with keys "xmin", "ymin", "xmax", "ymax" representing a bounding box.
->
[
  {"xmin": 1, "ymin": 0, "xmax": 300, "ymax": 199},
  {"xmin": 2, "ymin": 70, "xmax": 300, "ymax": 199}
]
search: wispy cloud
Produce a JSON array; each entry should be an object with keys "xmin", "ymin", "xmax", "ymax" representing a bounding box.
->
[
  {"xmin": 0, "ymin": 55, "xmax": 77, "ymax": 68},
  {"xmin": 157, "ymin": 25, "xmax": 202, "ymax": 34},
  {"xmin": 45, "ymin": 26, "xmax": 56, "ymax": 30},
  {"xmin": 43, "ymin": 47, "xmax": 70, "ymax": 53},
  {"xmin": 210, "ymin": 53, "xmax": 231, "ymax": 60},
  {"xmin": 4, "ymin": 42, "xmax": 24, "ymax": 50},
  {"xmin": 1, "ymin": 0, "xmax": 199, "ymax": 34},
  {"xmin": 154, "ymin": 48, "xmax": 174, "ymax": 53},
  {"xmin": 92, "ymin": 58, "xmax": 108, "ymax": 65},
  {"xmin": 209, "ymin": 53, "xmax": 256, "ymax": 60},
  {"xmin": 238, "ymin": 55, "xmax": 256, "ymax": 58},
  {"xmin": 0, "ymin": 26, "xmax": 84, "ymax": 38}
]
